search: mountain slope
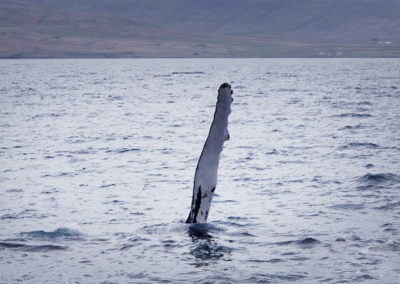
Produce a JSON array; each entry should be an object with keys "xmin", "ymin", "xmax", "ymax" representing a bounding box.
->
[{"xmin": 1, "ymin": 0, "xmax": 399, "ymax": 58}]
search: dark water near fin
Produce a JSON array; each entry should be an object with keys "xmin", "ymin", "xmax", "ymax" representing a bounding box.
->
[{"xmin": 0, "ymin": 58, "xmax": 400, "ymax": 283}]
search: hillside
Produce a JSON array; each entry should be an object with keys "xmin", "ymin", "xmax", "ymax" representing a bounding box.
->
[{"xmin": 1, "ymin": 0, "xmax": 399, "ymax": 58}]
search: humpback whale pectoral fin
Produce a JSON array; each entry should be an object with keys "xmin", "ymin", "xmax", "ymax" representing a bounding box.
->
[{"xmin": 186, "ymin": 83, "xmax": 233, "ymax": 224}]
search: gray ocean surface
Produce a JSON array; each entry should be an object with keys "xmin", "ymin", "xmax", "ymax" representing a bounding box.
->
[{"xmin": 0, "ymin": 58, "xmax": 399, "ymax": 283}]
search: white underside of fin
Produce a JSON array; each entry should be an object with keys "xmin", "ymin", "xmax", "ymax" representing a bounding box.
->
[{"xmin": 186, "ymin": 83, "xmax": 233, "ymax": 223}]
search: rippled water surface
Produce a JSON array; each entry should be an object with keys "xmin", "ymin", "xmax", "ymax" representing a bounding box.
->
[{"xmin": 1, "ymin": 58, "xmax": 400, "ymax": 283}]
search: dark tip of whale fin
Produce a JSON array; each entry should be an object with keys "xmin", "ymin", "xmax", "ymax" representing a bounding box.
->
[{"xmin": 219, "ymin": 83, "xmax": 231, "ymax": 89}]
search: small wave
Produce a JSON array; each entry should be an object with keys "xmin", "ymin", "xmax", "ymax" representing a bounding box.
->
[
  {"xmin": 353, "ymin": 101, "xmax": 373, "ymax": 106},
  {"xmin": 278, "ymin": 160, "xmax": 306, "ymax": 165},
  {"xmin": 339, "ymin": 142, "xmax": 380, "ymax": 150},
  {"xmin": 130, "ymin": 212, "xmax": 144, "ymax": 216},
  {"xmin": 21, "ymin": 227, "xmax": 82, "ymax": 239},
  {"xmin": 162, "ymin": 239, "xmax": 177, "ymax": 248},
  {"xmin": 227, "ymin": 216, "xmax": 249, "ymax": 221},
  {"xmin": 299, "ymin": 237, "xmax": 319, "ymax": 245},
  {"xmin": 235, "ymin": 85, "xmax": 246, "ymax": 89},
  {"xmin": 274, "ymin": 237, "xmax": 320, "ymax": 247},
  {"xmin": 106, "ymin": 148, "xmax": 140, "ymax": 154},
  {"xmin": 127, "ymin": 272, "xmax": 147, "ymax": 279},
  {"xmin": 0, "ymin": 242, "xmax": 67, "ymax": 251},
  {"xmin": 99, "ymin": 183, "xmax": 116, "ymax": 188},
  {"xmin": 386, "ymin": 241, "xmax": 400, "ymax": 251},
  {"xmin": 171, "ymin": 71, "xmax": 205, "ymax": 75},
  {"xmin": 355, "ymin": 107, "xmax": 370, "ymax": 112},
  {"xmin": 249, "ymin": 258, "xmax": 284, "ymax": 263},
  {"xmin": 6, "ymin": 188, "xmax": 23, "ymax": 193},
  {"xmin": 153, "ymin": 74, "xmax": 171, "ymax": 78},
  {"xmin": 120, "ymin": 244, "xmax": 135, "ymax": 250},
  {"xmin": 375, "ymin": 201, "xmax": 400, "ymax": 210},
  {"xmin": 360, "ymin": 173, "xmax": 400, "ymax": 184},
  {"xmin": 103, "ymin": 199, "xmax": 124, "ymax": 204},
  {"xmin": 383, "ymin": 227, "xmax": 397, "ymax": 233},
  {"xmin": 107, "ymin": 95, "xmax": 123, "ymax": 101},
  {"xmin": 339, "ymin": 125, "xmax": 365, "ymax": 130},
  {"xmin": 329, "ymin": 203, "xmax": 365, "ymax": 210},
  {"xmin": 41, "ymin": 172, "xmax": 76, "ymax": 178},
  {"xmin": 353, "ymin": 274, "xmax": 376, "ymax": 281},
  {"xmin": 25, "ymin": 244, "xmax": 68, "ymax": 252},
  {"xmin": 276, "ymin": 240, "xmax": 294, "ymax": 246},
  {"xmin": 57, "ymin": 74, "xmax": 80, "ymax": 78},
  {"xmin": 128, "ymin": 236, "xmax": 151, "ymax": 242},
  {"xmin": 248, "ymin": 273, "xmax": 306, "ymax": 282},
  {"xmin": 120, "ymin": 237, "xmax": 151, "ymax": 251},
  {"xmin": 1, "ymin": 209, "xmax": 48, "ymax": 220},
  {"xmin": 334, "ymin": 113, "xmax": 372, "ymax": 118},
  {"xmin": 265, "ymin": 149, "xmax": 279, "ymax": 155},
  {"xmin": 31, "ymin": 113, "xmax": 63, "ymax": 120},
  {"xmin": 0, "ymin": 242, "xmax": 25, "ymax": 248},
  {"xmin": 372, "ymin": 240, "xmax": 400, "ymax": 252},
  {"xmin": 214, "ymin": 199, "xmax": 238, "ymax": 203},
  {"xmin": 1, "ymin": 214, "xmax": 19, "ymax": 220},
  {"xmin": 235, "ymin": 231, "xmax": 255, "ymax": 237},
  {"xmin": 349, "ymin": 142, "xmax": 379, "ymax": 148}
]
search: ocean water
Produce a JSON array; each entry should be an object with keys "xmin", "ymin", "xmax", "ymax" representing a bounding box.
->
[{"xmin": 0, "ymin": 58, "xmax": 399, "ymax": 283}]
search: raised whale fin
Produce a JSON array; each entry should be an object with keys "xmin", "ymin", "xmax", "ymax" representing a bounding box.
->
[{"xmin": 186, "ymin": 83, "xmax": 233, "ymax": 223}]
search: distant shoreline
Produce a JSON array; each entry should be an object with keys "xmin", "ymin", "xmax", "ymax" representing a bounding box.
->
[
  {"xmin": 1, "ymin": 55, "xmax": 400, "ymax": 59},
  {"xmin": 2, "ymin": 0, "xmax": 399, "ymax": 60}
]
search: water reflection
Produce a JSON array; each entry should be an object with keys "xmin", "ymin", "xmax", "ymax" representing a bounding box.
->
[
  {"xmin": 187, "ymin": 224, "xmax": 231, "ymax": 263},
  {"xmin": 188, "ymin": 223, "xmax": 213, "ymax": 240}
]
